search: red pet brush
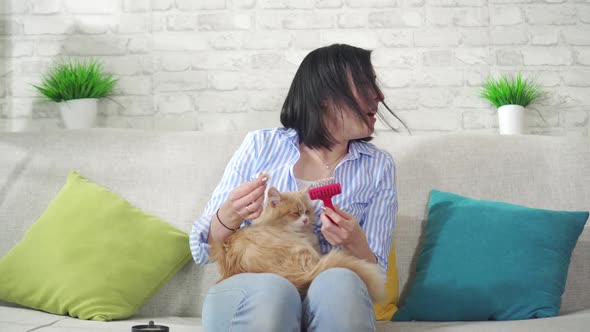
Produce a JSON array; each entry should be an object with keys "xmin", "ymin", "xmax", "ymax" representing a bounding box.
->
[{"xmin": 308, "ymin": 177, "xmax": 342, "ymax": 210}]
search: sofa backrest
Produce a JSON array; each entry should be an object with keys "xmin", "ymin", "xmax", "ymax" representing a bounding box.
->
[
  {"xmin": 1, "ymin": 129, "xmax": 588, "ymax": 317},
  {"xmin": 371, "ymin": 133, "xmax": 590, "ymax": 315},
  {"xmin": 0, "ymin": 129, "xmax": 238, "ymax": 317}
]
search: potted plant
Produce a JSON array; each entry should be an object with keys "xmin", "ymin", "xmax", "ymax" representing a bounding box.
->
[
  {"xmin": 33, "ymin": 59, "xmax": 117, "ymax": 129},
  {"xmin": 480, "ymin": 72, "xmax": 543, "ymax": 135}
]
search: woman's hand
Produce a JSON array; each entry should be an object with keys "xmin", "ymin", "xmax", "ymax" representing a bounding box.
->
[
  {"xmin": 219, "ymin": 173, "xmax": 268, "ymax": 228},
  {"xmin": 320, "ymin": 205, "xmax": 362, "ymax": 246},
  {"xmin": 320, "ymin": 205, "xmax": 377, "ymax": 263}
]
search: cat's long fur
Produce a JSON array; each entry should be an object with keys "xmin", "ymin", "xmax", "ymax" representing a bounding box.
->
[{"xmin": 210, "ymin": 187, "xmax": 385, "ymax": 302}]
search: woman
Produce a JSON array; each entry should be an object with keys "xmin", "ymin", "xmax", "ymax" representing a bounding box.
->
[{"xmin": 190, "ymin": 44, "xmax": 404, "ymax": 332}]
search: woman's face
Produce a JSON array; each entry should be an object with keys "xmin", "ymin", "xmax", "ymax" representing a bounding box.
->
[{"xmin": 324, "ymin": 74, "xmax": 384, "ymax": 143}]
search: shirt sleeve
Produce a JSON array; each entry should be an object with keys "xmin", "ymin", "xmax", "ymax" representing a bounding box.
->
[
  {"xmin": 362, "ymin": 153, "xmax": 398, "ymax": 275},
  {"xmin": 189, "ymin": 131, "xmax": 260, "ymax": 265}
]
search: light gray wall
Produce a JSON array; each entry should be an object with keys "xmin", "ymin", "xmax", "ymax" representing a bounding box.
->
[{"xmin": 0, "ymin": 0, "xmax": 589, "ymax": 135}]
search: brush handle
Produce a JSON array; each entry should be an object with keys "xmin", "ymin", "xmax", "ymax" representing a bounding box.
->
[
  {"xmin": 322, "ymin": 198, "xmax": 335, "ymax": 210},
  {"xmin": 321, "ymin": 197, "xmax": 338, "ymax": 225}
]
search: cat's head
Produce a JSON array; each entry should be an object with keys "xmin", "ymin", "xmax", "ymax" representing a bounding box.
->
[{"xmin": 256, "ymin": 187, "xmax": 315, "ymax": 232}]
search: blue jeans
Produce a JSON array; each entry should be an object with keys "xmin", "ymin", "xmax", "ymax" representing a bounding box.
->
[{"xmin": 202, "ymin": 267, "xmax": 376, "ymax": 332}]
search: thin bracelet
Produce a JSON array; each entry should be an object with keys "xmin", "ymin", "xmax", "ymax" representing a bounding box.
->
[{"xmin": 216, "ymin": 208, "xmax": 238, "ymax": 232}]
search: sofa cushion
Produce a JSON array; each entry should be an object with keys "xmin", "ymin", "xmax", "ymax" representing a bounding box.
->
[
  {"xmin": 0, "ymin": 171, "xmax": 192, "ymax": 321},
  {"xmin": 394, "ymin": 190, "xmax": 588, "ymax": 321},
  {"xmin": 384, "ymin": 308, "xmax": 590, "ymax": 331},
  {"xmin": 2, "ymin": 305, "xmax": 590, "ymax": 332}
]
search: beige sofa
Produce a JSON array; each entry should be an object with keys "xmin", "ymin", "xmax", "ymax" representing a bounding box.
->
[{"xmin": 1, "ymin": 129, "xmax": 588, "ymax": 331}]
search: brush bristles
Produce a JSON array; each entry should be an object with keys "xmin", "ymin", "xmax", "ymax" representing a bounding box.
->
[{"xmin": 308, "ymin": 177, "xmax": 337, "ymax": 190}]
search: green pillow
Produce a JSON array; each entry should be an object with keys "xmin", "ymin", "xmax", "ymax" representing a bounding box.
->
[
  {"xmin": 0, "ymin": 171, "xmax": 191, "ymax": 321},
  {"xmin": 394, "ymin": 190, "xmax": 588, "ymax": 322}
]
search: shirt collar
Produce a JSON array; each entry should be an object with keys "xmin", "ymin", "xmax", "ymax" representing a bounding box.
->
[
  {"xmin": 280, "ymin": 127, "xmax": 375, "ymax": 158},
  {"xmin": 281, "ymin": 127, "xmax": 299, "ymax": 139},
  {"xmin": 348, "ymin": 139, "xmax": 375, "ymax": 159}
]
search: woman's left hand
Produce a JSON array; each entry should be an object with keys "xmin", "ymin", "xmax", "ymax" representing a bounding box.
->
[
  {"xmin": 320, "ymin": 205, "xmax": 363, "ymax": 247},
  {"xmin": 320, "ymin": 205, "xmax": 377, "ymax": 264}
]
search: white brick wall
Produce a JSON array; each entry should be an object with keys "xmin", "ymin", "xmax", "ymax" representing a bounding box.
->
[{"xmin": 0, "ymin": 0, "xmax": 589, "ymax": 136}]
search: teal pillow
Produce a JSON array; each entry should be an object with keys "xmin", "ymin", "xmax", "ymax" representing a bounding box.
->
[{"xmin": 394, "ymin": 190, "xmax": 588, "ymax": 321}]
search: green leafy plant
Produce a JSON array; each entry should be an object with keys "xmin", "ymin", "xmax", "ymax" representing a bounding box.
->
[
  {"xmin": 480, "ymin": 72, "xmax": 543, "ymax": 108},
  {"xmin": 33, "ymin": 59, "xmax": 117, "ymax": 103}
]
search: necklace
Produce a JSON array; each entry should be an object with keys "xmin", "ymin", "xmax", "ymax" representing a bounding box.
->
[{"xmin": 310, "ymin": 148, "xmax": 347, "ymax": 170}]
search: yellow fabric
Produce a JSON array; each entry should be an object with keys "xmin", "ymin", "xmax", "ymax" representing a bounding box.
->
[{"xmin": 373, "ymin": 239, "xmax": 399, "ymax": 320}]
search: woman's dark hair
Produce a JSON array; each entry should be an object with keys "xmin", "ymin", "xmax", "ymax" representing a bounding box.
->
[{"xmin": 280, "ymin": 44, "xmax": 409, "ymax": 150}]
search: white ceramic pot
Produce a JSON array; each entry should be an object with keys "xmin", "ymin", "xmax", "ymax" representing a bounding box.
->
[
  {"xmin": 58, "ymin": 98, "xmax": 98, "ymax": 129},
  {"xmin": 497, "ymin": 104, "xmax": 525, "ymax": 135}
]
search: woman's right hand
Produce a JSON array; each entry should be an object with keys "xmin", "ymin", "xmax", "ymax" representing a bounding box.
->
[{"xmin": 218, "ymin": 173, "xmax": 269, "ymax": 228}]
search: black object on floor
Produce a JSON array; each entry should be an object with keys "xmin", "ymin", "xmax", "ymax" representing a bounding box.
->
[{"xmin": 132, "ymin": 320, "xmax": 169, "ymax": 331}]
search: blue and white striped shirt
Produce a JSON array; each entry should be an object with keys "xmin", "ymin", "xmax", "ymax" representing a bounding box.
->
[{"xmin": 190, "ymin": 127, "xmax": 398, "ymax": 274}]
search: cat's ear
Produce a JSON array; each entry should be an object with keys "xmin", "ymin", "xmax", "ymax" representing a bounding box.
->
[{"xmin": 267, "ymin": 187, "xmax": 281, "ymax": 207}]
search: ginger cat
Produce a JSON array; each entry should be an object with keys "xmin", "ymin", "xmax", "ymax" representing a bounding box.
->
[{"xmin": 210, "ymin": 187, "xmax": 385, "ymax": 302}]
